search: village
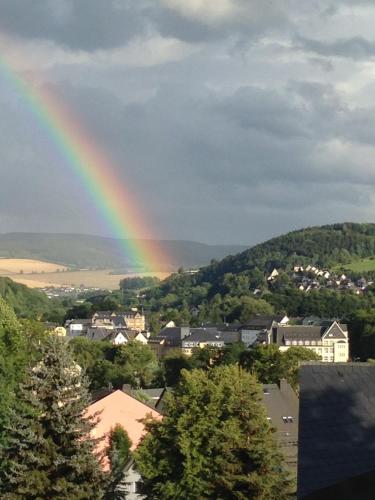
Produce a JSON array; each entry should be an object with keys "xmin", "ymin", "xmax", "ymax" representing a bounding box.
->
[{"xmin": 267, "ymin": 264, "xmax": 372, "ymax": 294}]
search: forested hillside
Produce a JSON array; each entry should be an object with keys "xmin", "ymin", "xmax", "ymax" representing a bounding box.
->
[
  {"xmin": 0, "ymin": 277, "xmax": 64, "ymax": 320},
  {"xmin": 199, "ymin": 223, "xmax": 375, "ymax": 285},
  {"xmin": 143, "ymin": 223, "xmax": 375, "ymax": 327}
]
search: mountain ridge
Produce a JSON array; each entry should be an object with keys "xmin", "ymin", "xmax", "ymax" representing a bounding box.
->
[{"xmin": 0, "ymin": 232, "xmax": 248, "ymax": 269}]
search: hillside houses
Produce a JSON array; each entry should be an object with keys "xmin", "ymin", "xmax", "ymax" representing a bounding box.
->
[
  {"xmin": 268, "ymin": 264, "xmax": 372, "ymax": 294},
  {"xmin": 65, "ymin": 310, "xmax": 148, "ymax": 345}
]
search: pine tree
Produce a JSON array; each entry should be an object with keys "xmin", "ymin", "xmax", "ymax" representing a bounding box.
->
[
  {"xmin": 0, "ymin": 335, "xmax": 107, "ymax": 499},
  {"xmin": 135, "ymin": 365, "xmax": 293, "ymax": 499}
]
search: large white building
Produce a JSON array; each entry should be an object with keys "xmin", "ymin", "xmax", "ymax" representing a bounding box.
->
[{"xmin": 267, "ymin": 321, "xmax": 349, "ymax": 363}]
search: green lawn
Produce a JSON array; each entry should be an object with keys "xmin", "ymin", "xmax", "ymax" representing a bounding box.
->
[{"xmin": 334, "ymin": 258, "xmax": 375, "ymax": 273}]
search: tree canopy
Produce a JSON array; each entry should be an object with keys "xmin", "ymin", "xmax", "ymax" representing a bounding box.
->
[
  {"xmin": 0, "ymin": 335, "xmax": 106, "ymax": 499},
  {"xmin": 135, "ymin": 365, "xmax": 292, "ymax": 499}
]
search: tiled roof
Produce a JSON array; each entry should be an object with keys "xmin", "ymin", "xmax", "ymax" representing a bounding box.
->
[
  {"xmin": 182, "ymin": 329, "xmax": 226, "ymax": 344},
  {"xmin": 242, "ymin": 315, "xmax": 285, "ymax": 330},
  {"xmin": 282, "ymin": 326, "xmax": 325, "ymax": 341},
  {"xmin": 85, "ymin": 390, "xmax": 161, "ymax": 471},
  {"xmin": 298, "ymin": 363, "xmax": 375, "ymax": 498},
  {"xmin": 262, "ymin": 380, "xmax": 299, "ymax": 473}
]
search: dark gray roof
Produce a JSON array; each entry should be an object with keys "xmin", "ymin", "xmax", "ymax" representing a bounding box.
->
[
  {"xmin": 68, "ymin": 318, "xmax": 91, "ymax": 325},
  {"xmin": 273, "ymin": 322, "xmax": 346, "ymax": 345},
  {"xmin": 282, "ymin": 326, "xmax": 325, "ymax": 341},
  {"xmin": 141, "ymin": 388, "xmax": 165, "ymax": 399},
  {"xmin": 112, "ymin": 315, "xmax": 127, "ymax": 326},
  {"xmin": 87, "ymin": 327, "xmax": 110, "ymax": 341},
  {"xmin": 242, "ymin": 315, "xmax": 285, "ymax": 330},
  {"xmin": 298, "ymin": 363, "xmax": 375, "ymax": 498},
  {"xmin": 159, "ymin": 326, "xmax": 190, "ymax": 341},
  {"xmin": 92, "ymin": 311, "xmax": 112, "ymax": 318},
  {"xmin": 262, "ymin": 380, "xmax": 299, "ymax": 473},
  {"xmin": 190, "ymin": 328, "xmax": 240, "ymax": 344},
  {"xmin": 182, "ymin": 329, "xmax": 226, "ymax": 344}
]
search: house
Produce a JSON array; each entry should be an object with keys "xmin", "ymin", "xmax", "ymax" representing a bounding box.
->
[
  {"xmin": 65, "ymin": 318, "xmax": 91, "ymax": 337},
  {"xmin": 298, "ymin": 363, "xmax": 375, "ymax": 499},
  {"xmin": 267, "ymin": 268, "xmax": 279, "ymax": 281},
  {"xmin": 86, "ymin": 327, "xmax": 148, "ymax": 345},
  {"xmin": 239, "ymin": 315, "xmax": 290, "ymax": 345},
  {"xmin": 85, "ymin": 390, "xmax": 162, "ymax": 472},
  {"xmin": 181, "ymin": 329, "xmax": 226, "ymax": 355},
  {"xmin": 149, "ymin": 326, "xmax": 191, "ymax": 353},
  {"xmin": 262, "ymin": 380, "xmax": 299, "ymax": 476},
  {"xmin": 267, "ymin": 321, "xmax": 349, "ymax": 362},
  {"xmin": 92, "ymin": 310, "xmax": 146, "ymax": 332}
]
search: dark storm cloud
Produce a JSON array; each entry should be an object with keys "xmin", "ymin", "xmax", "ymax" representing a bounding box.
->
[
  {"xmin": 2, "ymin": 1, "xmax": 375, "ymax": 244},
  {"xmin": 296, "ymin": 35, "xmax": 375, "ymax": 60},
  {"xmin": 0, "ymin": 0, "xmax": 289, "ymax": 50},
  {"xmin": 0, "ymin": 0, "xmax": 148, "ymax": 50}
]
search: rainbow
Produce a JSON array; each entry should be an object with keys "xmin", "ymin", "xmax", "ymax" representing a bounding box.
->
[{"xmin": 0, "ymin": 36, "xmax": 170, "ymax": 271}]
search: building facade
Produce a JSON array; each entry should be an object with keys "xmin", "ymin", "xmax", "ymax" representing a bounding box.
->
[{"xmin": 267, "ymin": 321, "xmax": 349, "ymax": 362}]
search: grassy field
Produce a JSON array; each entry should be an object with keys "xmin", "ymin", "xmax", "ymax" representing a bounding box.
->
[
  {"xmin": 5, "ymin": 269, "xmax": 171, "ymax": 290},
  {"xmin": 334, "ymin": 258, "xmax": 375, "ymax": 273},
  {"xmin": 0, "ymin": 258, "xmax": 67, "ymax": 274}
]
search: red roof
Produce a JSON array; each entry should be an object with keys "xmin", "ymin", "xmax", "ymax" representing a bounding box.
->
[{"xmin": 85, "ymin": 389, "xmax": 162, "ymax": 470}]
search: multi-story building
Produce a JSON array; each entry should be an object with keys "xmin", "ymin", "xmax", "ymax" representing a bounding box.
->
[
  {"xmin": 91, "ymin": 310, "xmax": 145, "ymax": 332},
  {"xmin": 267, "ymin": 321, "xmax": 349, "ymax": 362}
]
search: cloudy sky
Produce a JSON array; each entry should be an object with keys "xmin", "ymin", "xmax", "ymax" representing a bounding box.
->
[{"xmin": 1, "ymin": 0, "xmax": 375, "ymax": 246}]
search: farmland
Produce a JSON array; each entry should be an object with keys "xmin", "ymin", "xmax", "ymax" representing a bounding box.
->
[
  {"xmin": 3, "ymin": 268, "xmax": 170, "ymax": 290},
  {"xmin": 0, "ymin": 259, "xmax": 67, "ymax": 274}
]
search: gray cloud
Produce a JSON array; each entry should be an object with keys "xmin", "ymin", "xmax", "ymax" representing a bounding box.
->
[
  {"xmin": 0, "ymin": 0, "xmax": 149, "ymax": 50},
  {"xmin": 1, "ymin": 1, "xmax": 375, "ymax": 245},
  {"xmin": 0, "ymin": 0, "xmax": 289, "ymax": 50},
  {"xmin": 296, "ymin": 35, "xmax": 375, "ymax": 60}
]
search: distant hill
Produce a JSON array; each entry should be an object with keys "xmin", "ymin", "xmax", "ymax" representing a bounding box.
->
[
  {"xmin": 195, "ymin": 223, "xmax": 375, "ymax": 285},
  {"xmin": 196, "ymin": 223, "xmax": 375, "ymax": 281},
  {"xmin": 0, "ymin": 233, "xmax": 248, "ymax": 270},
  {"xmin": 146, "ymin": 223, "xmax": 375, "ymax": 316}
]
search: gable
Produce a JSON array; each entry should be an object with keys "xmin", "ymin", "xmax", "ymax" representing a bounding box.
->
[
  {"xmin": 85, "ymin": 390, "xmax": 162, "ymax": 470},
  {"xmin": 322, "ymin": 322, "xmax": 346, "ymax": 340}
]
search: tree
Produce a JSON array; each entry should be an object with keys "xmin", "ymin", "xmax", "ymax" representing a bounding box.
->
[
  {"xmin": 281, "ymin": 347, "xmax": 320, "ymax": 389},
  {"xmin": 135, "ymin": 365, "xmax": 292, "ymax": 499},
  {"xmin": 240, "ymin": 344, "xmax": 285, "ymax": 384},
  {"xmin": 115, "ymin": 341, "xmax": 160, "ymax": 388},
  {"xmin": 0, "ymin": 335, "xmax": 107, "ymax": 499},
  {"xmin": 162, "ymin": 348, "xmax": 192, "ymax": 386},
  {"xmin": 106, "ymin": 425, "xmax": 132, "ymax": 499},
  {"xmin": 217, "ymin": 341, "xmax": 246, "ymax": 366},
  {"xmin": 240, "ymin": 345, "xmax": 320, "ymax": 388},
  {"xmin": 0, "ymin": 298, "xmax": 26, "ymax": 446}
]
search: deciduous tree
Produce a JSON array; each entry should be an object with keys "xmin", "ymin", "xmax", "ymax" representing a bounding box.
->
[{"xmin": 135, "ymin": 365, "xmax": 292, "ymax": 499}]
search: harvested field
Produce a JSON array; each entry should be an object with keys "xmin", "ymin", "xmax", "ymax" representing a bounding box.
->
[
  {"xmin": 7, "ymin": 269, "xmax": 171, "ymax": 290},
  {"xmin": 0, "ymin": 258, "xmax": 67, "ymax": 274}
]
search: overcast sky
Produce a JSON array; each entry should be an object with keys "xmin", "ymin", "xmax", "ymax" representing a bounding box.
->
[{"xmin": 1, "ymin": 0, "xmax": 375, "ymax": 246}]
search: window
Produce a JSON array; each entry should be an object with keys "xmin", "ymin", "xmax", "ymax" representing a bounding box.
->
[{"xmin": 282, "ymin": 416, "xmax": 294, "ymax": 423}]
